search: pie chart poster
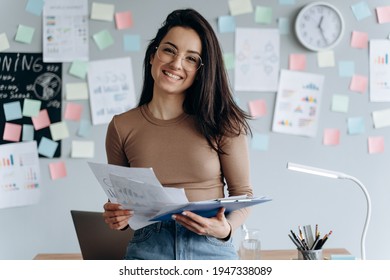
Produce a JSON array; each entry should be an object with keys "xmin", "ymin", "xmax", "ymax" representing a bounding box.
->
[{"xmin": 0, "ymin": 52, "xmax": 62, "ymax": 157}]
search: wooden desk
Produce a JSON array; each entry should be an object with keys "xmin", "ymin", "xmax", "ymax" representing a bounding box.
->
[{"xmin": 33, "ymin": 248, "xmax": 349, "ymax": 260}]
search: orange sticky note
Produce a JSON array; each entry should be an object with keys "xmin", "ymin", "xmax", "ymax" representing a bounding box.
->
[
  {"xmin": 115, "ymin": 11, "xmax": 132, "ymax": 29},
  {"xmin": 3, "ymin": 123, "xmax": 22, "ymax": 142},
  {"xmin": 368, "ymin": 136, "xmax": 384, "ymax": 154},
  {"xmin": 249, "ymin": 99, "xmax": 267, "ymax": 118},
  {"xmin": 376, "ymin": 6, "xmax": 390, "ymax": 23},
  {"xmin": 289, "ymin": 53, "xmax": 306, "ymax": 70},
  {"xmin": 31, "ymin": 109, "xmax": 51, "ymax": 130},
  {"xmin": 64, "ymin": 102, "xmax": 83, "ymax": 121},
  {"xmin": 323, "ymin": 128, "xmax": 340, "ymax": 146},
  {"xmin": 49, "ymin": 161, "xmax": 67, "ymax": 180},
  {"xmin": 350, "ymin": 75, "xmax": 368, "ymax": 93},
  {"xmin": 351, "ymin": 31, "xmax": 368, "ymax": 49}
]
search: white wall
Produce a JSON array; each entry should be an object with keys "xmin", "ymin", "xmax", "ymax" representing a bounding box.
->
[{"xmin": 1, "ymin": 0, "xmax": 389, "ymax": 260}]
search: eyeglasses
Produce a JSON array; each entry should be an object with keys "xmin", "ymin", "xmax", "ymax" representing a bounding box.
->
[{"xmin": 155, "ymin": 43, "xmax": 203, "ymax": 72}]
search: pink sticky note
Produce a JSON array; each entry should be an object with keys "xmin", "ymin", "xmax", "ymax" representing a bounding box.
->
[
  {"xmin": 368, "ymin": 136, "xmax": 384, "ymax": 154},
  {"xmin": 64, "ymin": 102, "xmax": 83, "ymax": 121},
  {"xmin": 3, "ymin": 123, "xmax": 22, "ymax": 142},
  {"xmin": 31, "ymin": 109, "xmax": 51, "ymax": 130},
  {"xmin": 289, "ymin": 53, "xmax": 306, "ymax": 70},
  {"xmin": 376, "ymin": 6, "xmax": 390, "ymax": 24},
  {"xmin": 115, "ymin": 11, "xmax": 132, "ymax": 29},
  {"xmin": 350, "ymin": 75, "xmax": 368, "ymax": 93},
  {"xmin": 323, "ymin": 128, "xmax": 340, "ymax": 146},
  {"xmin": 249, "ymin": 99, "xmax": 267, "ymax": 118},
  {"xmin": 351, "ymin": 31, "xmax": 368, "ymax": 49},
  {"xmin": 49, "ymin": 161, "xmax": 67, "ymax": 180}
]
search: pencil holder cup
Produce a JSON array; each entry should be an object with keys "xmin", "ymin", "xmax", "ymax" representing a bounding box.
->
[
  {"xmin": 298, "ymin": 249, "xmax": 323, "ymax": 260},
  {"xmin": 238, "ymin": 228, "xmax": 261, "ymax": 260}
]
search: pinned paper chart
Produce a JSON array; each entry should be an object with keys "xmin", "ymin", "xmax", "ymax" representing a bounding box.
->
[
  {"xmin": 370, "ymin": 40, "xmax": 390, "ymax": 102},
  {"xmin": 0, "ymin": 141, "xmax": 40, "ymax": 209}
]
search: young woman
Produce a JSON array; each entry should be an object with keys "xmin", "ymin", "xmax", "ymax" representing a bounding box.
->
[{"xmin": 102, "ymin": 8, "xmax": 253, "ymax": 260}]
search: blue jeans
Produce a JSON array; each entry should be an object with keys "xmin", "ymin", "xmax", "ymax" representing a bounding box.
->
[{"xmin": 124, "ymin": 220, "xmax": 238, "ymax": 260}]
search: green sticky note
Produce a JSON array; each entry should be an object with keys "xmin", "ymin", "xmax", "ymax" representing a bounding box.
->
[
  {"xmin": 93, "ymin": 29, "xmax": 114, "ymax": 50},
  {"xmin": 255, "ymin": 6, "xmax": 273, "ymax": 24},
  {"xmin": 223, "ymin": 53, "xmax": 235, "ymax": 70},
  {"xmin": 69, "ymin": 61, "xmax": 88, "ymax": 79},
  {"xmin": 331, "ymin": 94, "xmax": 349, "ymax": 113},
  {"xmin": 23, "ymin": 99, "xmax": 41, "ymax": 117},
  {"xmin": 15, "ymin": 24, "xmax": 35, "ymax": 44}
]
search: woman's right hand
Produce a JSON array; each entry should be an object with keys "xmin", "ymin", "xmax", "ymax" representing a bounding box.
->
[{"xmin": 103, "ymin": 202, "xmax": 133, "ymax": 230}]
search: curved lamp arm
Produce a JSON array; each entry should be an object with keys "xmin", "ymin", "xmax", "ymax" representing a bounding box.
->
[{"xmin": 287, "ymin": 162, "xmax": 371, "ymax": 260}]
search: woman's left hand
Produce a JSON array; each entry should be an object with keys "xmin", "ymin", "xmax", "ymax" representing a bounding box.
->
[{"xmin": 172, "ymin": 208, "xmax": 231, "ymax": 240}]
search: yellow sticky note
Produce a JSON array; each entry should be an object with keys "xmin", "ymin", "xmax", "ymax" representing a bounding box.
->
[
  {"xmin": 91, "ymin": 2, "xmax": 114, "ymax": 21},
  {"xmin": 317, "ymin": 50, "xmax": 335, "ymax": 67},
  {"xmin": 66, "ymin": 82, "xmax": 88, "ymax": 100},
  {"xmin": 50, "ymin": 121, "xmax": 69, "ymax": 141},
  {"xmin": 0, "ymin": 33, "xmax": 10, "ymax": 52},
  {"xmin": 228, "ymin": 0, "xmax": 253, "ymax": 16},
  {"xmin": 71, "ymin": 140, "xmax": 94, "ymax": 158}
]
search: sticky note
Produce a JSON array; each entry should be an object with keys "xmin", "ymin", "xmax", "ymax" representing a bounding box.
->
[
  {"xmin": 251, "ymin": 133, "xmax": 269, "ymax": 151},
  {"xmin": 350, "ymin": 75, "xmax": 368, "ymax": 93},
  {"xmin": 368, "ymin": 136, "xmax": 385, "ymax": 154},
  {"xmin": 66, "ymin": 82, "xmax": 88, "ymax": 100},
  {"xmin": 31, "ymin": 109, "xmax": 51, "ymax": 130},
  {"xmin": 123, "ymin": 34, "xmax": 141, "ymax": 52},
  {"xmin": 3, "ymin": 101, "xmax": 22, "ymax": 121},
  {"xmin": 348, "ymin": 117, "xmax": 365, "ymax": 135},
  {"xmin": 351, "ymin": 31, "xmax": 368, "ymax": 48},
  {"xmin": 3, "ymin": 123, "xmax": 22, "ymax": 142},
  {"xmin": 372, "ymin": 108, "xmax": 390, "ymax": 128},
  {"xmin": 26, "ymin": 0, "xmax": 44, "ymax": 16},
  {"xmin": 218, "ymin": 16, "xmax": 236, "ymax": 33},
  {"xmin": 255, "ymin": 6, "xmax": 273, "ymax": 24},
  {"xmin": 338, "ymin": 61, "xmax": 355, "ymax": 77},
  {"xmin": 317, "ymin": 50, "xmax": 335, "ymax": 67},
  {"xmin": 50, "ymin": 122, "xmax": 69, "ymax": 141},
  {"xmin": 289, "ymin": 53, "xmax": 306, "ymax": 70},
  {"xmin": 0, "ymin": 33, "xmax": 10, "ymax": 52},
  {"xmin": 93, "ymin": 29, "xmax": 114, "ymax": 50},
  {"xmin": 71, "ymin": 140, "xmax": 94, "ymax": 158},
  {"xmin": 69, "ymin": 61, "xmax": 88, "ymax": 79},
  {"xmin": 38, "ymin": 137, "xmax": 58, "ymax": 158},
  {"xmin": 223, "ymin": 53, "xmax": 235, "ymax": 70},
  {"xmin": 330, "ymin": 254, "xmax": 357, "ymax": 260},
  {"xmin": 49, "ymin": 161, "xmax": 67, "ymax": 180},
  {"xmin": 228, "ymin": 0, "xmax": 253, "ymax": 16},
  {"xmin": 331, "ymin": 95, "xmax": 349, "ymax": 113},
  {"xmin": 22, "ymin": 124, "xmax": 34, "ymax": 141},
  {"xmin": 278, "ymin": 17, "xmax": 290, "ymax": 35},
  {"xmin": 249, "ymin": 99, "xmax": 267, "ymax": 118},
  {"xmin": 91, "ymin": 3, "xmax": 114, "ymax": 21},
  {"xmin": 23, "ymin": 99, "xmax": 41, "ymax": 117},
  {"xmin": 376, "ymin": 6, "xmax": 390, "ymax": 23},
  {"xmin": 351, "ymin": 1, "xmax": 372, "ymax": 21},
  {"xmin": 15, "ymin": 24, "xmax": 35, "ymax": 44},
  {"xmin": 64, "ymin": 102, "xmax": 83, "ymax": 121},
  {"xmin": 115, "ymin": 11, "xmax": 133, "ymax": 30},
  {"xmin": 77, "ymin": 119, "xmax": 92, "ymax": 138},
  {"xmin": 323, "ymin": 128, "xmax": 340, "ymax": 146}
]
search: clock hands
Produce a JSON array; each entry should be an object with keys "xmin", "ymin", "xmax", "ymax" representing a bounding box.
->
[{"xmin": 317, "ymin": 16, "xmax": 328, "ymax": 45}]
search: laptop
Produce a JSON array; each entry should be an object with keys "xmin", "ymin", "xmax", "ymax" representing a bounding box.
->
[{"xmin": 70, "ymin": 210, "xmax": 134, "ymax": 260}]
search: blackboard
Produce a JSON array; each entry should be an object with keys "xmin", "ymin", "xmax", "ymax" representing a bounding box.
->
[{"xmin": 0, "ymin": 52, "xmax": 62, "ymax": 157}]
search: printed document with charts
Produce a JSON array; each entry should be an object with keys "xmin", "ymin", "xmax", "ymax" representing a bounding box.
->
[{"xmin": 88, "ymin": 162, "xmax": 271, "ymax": 230}]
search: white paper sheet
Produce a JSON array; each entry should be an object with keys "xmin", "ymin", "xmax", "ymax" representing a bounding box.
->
[
  {"xmin": 43, "ymin": 0, "xmax": 89, "ymax": 62},
  {"xmin": 369, "ymin": 40, "xmax": 390, "ymax": 102}
]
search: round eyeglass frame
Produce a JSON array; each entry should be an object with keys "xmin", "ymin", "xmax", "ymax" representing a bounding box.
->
[{"xmin": 155, "ymin": 44, "xmax": 203, "ymax": 72}]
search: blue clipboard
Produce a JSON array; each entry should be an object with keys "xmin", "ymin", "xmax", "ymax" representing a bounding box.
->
[{"xmin": 149, "ymin": 196, "xmax": 272, "ymax": 222}]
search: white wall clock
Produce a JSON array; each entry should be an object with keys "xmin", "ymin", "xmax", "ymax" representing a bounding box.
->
[{"xmin": 295, "ymin": 2, "xmax": 345, "ymax": 51}]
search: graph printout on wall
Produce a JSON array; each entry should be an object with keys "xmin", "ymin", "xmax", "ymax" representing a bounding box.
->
[
  {"xmin": 0, "ymin": 52, "xmax": 62, "ymax": 157},
  {"xmin": 370, "ymin": 40, "xmax": 390, "ymax": 102},
  {"xmin": 0, "ymin": 141, "xmax": 40, "ymax": 209},
  {"xmin": 272, "ymin": 70, "xmax": 325, "ymax": 138}
]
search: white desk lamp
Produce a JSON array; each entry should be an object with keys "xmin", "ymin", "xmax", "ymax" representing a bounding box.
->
[{"xmin": 286, "ymin": 162, "xmax": 371, "ymax": 260}]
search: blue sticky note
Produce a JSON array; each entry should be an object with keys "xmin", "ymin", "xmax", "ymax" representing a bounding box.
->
[
  {"xmin": 252, "ymin": 133, "xmax": 269, "ymax": 151},
  {"xmin": 278, "ymin": 17, "xmax": 290, "ymax": 35},
  {"xmin": 351, "ymin": 1, "xmax": 372, "ymax": 21},
  {"xmin": 348, "ymin": 117, "xmax": 365, "ymax": 135},
  {"xmin": 4, "ymin": 101, "xmax": 22, "ymax": 121},
  {"xmin": 279, "ymin": 0, "xmax": 295, "ymax": 5},
  {"xmin": 123, "ymin": 34, "xmax": 141, "ymax": 52},
  {"xmin": 330, "ymin": 254, "xmax": 357, "ymax": 260},
  {"xmin": 338, "ymin": 61, "xmax": 355, "ymax": 77},
  {"xmin": 22, "ymin": 124, "xmax": 34, "ymax": 141},
  {"xmin": 26, "ymin": 0, "xmax": 45, "ymax": 16},
  {"xmin": 38, "ymin": 137, "xmax": 59, "ymax": 158},
  {"xmin": 77, "ymin": 119, "xmax": 92, "ymax": 137},
  {"xmin": 218, "ymin": 16, "xmax": 236, "ymax": 33}
]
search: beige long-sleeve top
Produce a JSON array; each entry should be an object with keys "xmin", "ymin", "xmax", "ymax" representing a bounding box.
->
[{"xmin": 105, "ymin": 104, "xmax": 253, "ymax": 231}]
